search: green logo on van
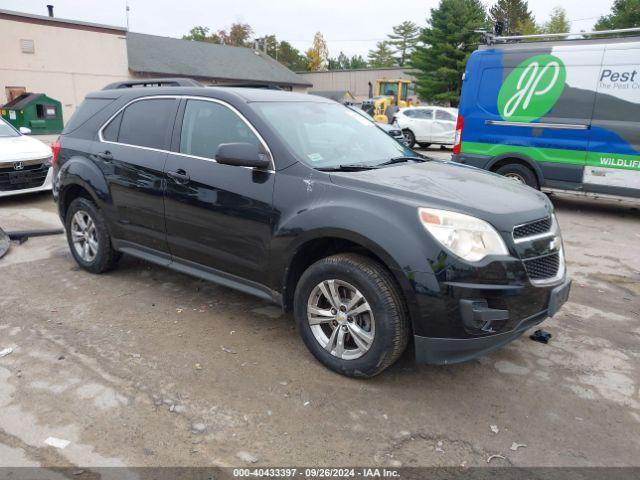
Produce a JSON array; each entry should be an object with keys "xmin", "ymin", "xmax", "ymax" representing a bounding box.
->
[{"xmin": 498, "ymin": 54, "xmax": 566, "ymax": 122}]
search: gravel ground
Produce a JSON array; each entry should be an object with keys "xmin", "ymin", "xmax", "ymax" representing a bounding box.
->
[{"xmin": 0, "ymin": 185, "xmax": 638, "ymax": 470}]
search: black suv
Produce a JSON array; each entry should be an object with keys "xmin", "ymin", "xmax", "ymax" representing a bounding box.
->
[{"xmin": 52, "ymin": 80, "xmax": 571, "ymax": 377}]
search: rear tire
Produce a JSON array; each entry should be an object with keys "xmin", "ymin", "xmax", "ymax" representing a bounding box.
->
[
  {"xmin": 65, "ymin": 197, "xmax": 120, "ymax": 273},
  {"xmin": 418, "ymin": 142, "xmax": 431, "ymax": 149},
  {"xmin": 495, "ymin": 163, "xmax": 539, "ymax": 189},
  {"xmin": 402, "ymin": 129, "xmax": 416, "ymax": 149},
  {"xmin": 293, "ymin": 254, "xmax": 410, "ymax": 378}
]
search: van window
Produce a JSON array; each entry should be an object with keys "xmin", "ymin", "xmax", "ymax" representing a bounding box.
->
[
  {"xmin": 180, "ymin": 99, "xmax": 260, "ymax": 160},
  {"xmin": 117, "ymin": 99, "xmax": 176, "ymax": 150}
]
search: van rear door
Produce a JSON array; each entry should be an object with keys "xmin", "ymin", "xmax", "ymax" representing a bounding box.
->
[{"xmin": 585, "ymin": 42, "xmax": 640, "ymax": 198}]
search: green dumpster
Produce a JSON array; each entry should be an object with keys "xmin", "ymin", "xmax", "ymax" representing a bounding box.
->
[{"xmin": 1, "ymin": 93, "xmax": 64, "ymax": 135}]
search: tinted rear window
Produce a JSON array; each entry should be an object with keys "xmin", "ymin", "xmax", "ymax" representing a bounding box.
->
[{"xmin": 117, "ymin": 99, "xmax": 176, "ymax": 149}]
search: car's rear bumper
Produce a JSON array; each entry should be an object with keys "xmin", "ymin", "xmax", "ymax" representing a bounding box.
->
[{"xmin": 413, "ymin": 277, "xmax": 571, "ymax": 364}]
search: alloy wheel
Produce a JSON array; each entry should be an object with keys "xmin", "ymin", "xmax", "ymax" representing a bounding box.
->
[
  {"xmin": 70, "ymin": 210, "xmax": 99, "ymax": 262},
  {"xmin": 307, "ymin": 279, "xmax": 375, "ymax": 360}
]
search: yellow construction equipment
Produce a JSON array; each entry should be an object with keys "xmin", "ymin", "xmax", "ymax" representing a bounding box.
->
[{"xmin": 362, "ymin": 79, "xmax": 415, "ymax": 124}]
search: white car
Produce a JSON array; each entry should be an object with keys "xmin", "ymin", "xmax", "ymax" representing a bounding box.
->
[
  {"xmin": 394, "ymin": 106, "xmax": 458, "ymax": 149},
  {"xmin": 0, "ymin": 118, "xmax": 53, "ymax": 197}
]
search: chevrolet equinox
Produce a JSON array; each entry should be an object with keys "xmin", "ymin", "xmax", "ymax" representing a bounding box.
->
[{"xmin": 52, "ymin": 80, "xmax": 571, "ymax": 377}]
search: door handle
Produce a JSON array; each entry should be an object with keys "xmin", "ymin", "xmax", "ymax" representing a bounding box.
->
[
  {"xmin": 167, "ymin": 169, "xmax": 190, "ymax": 183},
  {"xmin": 97, "ymin": 150, "xmax": 113, "ymax": 161}
]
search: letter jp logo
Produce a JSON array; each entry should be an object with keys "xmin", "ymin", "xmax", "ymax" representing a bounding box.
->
[{"xmin": 498, "ymin": 54, "xmax": 566, "ymax": 122}]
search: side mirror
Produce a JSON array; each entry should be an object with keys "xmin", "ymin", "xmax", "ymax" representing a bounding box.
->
[
  {"xmin": 19, "ymin": 127, "xmax": 31, "ymax": 135},
  {"xmin": 215, "ymin": 143, "xmax": 271, "ymax": 169}
]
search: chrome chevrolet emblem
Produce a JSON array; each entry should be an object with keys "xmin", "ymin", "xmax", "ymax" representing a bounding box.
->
[
  {"xmin": 13, "ymin": 161, "xmax": 24, "ymax": 171},
  {"xmin": 549, "ymin": 237, "xmax": 561, "ymax": 251}
]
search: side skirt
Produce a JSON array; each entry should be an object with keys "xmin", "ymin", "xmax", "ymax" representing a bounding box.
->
[{"xmin": 112, "ymin": 239, "xmax": 283, "ymax": 306}]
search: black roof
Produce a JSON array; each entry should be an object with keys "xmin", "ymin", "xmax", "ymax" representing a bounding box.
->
[
  {"xmin": 3, "ymin": 93, "xmax": 44, "ymax": 110},
  {"xmin": 126, "ymin": 33, "xmax": 312, "ymax": 88}
]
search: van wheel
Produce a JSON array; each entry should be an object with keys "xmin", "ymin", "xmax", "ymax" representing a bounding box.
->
[
  {"xmin": 65, "ymin": 197, "xmax": 120, "ymax": 273},
  {"xmin": 293, "ymin": 254, "xmax": 409, "ymax": 378},
  {"xmin": 402, "ymin": 130, "xmax": 416, "ymax": 148},
  {"xmin": 496, "ymin": 163, "xmax": 539, "ymax": 189}
]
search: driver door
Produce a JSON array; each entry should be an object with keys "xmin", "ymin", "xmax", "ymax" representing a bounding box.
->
[
  {"xmin": 163, "ymin": 98, "xmax": 276, "ymax": 285},
  {"xmin": 412, "ymin": 108, "xmax": 434, "ymax": 142}
]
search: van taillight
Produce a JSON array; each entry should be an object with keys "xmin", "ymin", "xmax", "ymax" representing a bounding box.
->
[
  {"xmin": 51, "ymin": 138, "xmax": 61, "ymax": 167},
  {"xmin": 453, "ymin": 114, "xmax": 464, "ymax": 155}
]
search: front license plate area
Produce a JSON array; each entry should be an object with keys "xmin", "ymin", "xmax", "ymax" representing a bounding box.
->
[{"xmin": 548, "ymin": 279, "xmax": 571, "ymax": 317}]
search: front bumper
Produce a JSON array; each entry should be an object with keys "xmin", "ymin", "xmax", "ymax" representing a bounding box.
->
[
  {"xmin": 0, "ymin": 166, "xmax": 53, "ymax": 198},
  {"xmin": 413, "ymin": 277, "xmax": 571, "ymax": 364}
]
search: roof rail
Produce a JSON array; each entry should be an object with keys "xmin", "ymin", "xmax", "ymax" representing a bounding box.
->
[
  {"xmin": 481, "ymin": 27, "xmax": 640, "ymax": 45},
  {"xmin": 102, "ymin": 78, "xmax": 202, "ymax": 90}
]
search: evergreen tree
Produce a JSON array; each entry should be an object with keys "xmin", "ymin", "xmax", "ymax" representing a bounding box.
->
[
  {"xmin": 411, "ymin": 0, "xmax": 488, "ymax": 106},
  {"xmin": 367, "ymin": 41, "xmax": 397, "ymax": 67},
  {"xmin": 489, "ymin": 0, "xmax": 535, "ymax": 35},
  {"xmin": 349, "ymin": 55, "xmax": 368, "ymax": 69},
  {"xmin": 595, "ymin": 0, "xmax": 640, "ymax": 30},
  {"xmin": 388, "ymin": 21, "xmax": 421, "ymax": 66},
  {"xmin": 277, "ymin": 41, "xmax": 307, "ymax": 71},
  {"xmin": 543, "ymin": 7, "xmax": 570, "ymax": 34}
]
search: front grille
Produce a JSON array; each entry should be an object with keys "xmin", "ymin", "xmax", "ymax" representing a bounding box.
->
[
  {"xmin": 513, "ymin": 217, "xmax": 552, "ymax": 239},
  {"xmin": 0, "ymin": 164, "xmax": 49, "ymax": 191},
  {"xmin": 524, "ymin": 253, "xmax": 560, "ymax": 281}
]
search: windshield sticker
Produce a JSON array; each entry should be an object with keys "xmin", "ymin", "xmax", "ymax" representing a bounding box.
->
[
  {"xmin": 498, "ymin": 54, "xmax": 566, "ymax": 122},
  {"xmin": 307, "ymin": 153, "xmax": 324, "ymax": 162}
]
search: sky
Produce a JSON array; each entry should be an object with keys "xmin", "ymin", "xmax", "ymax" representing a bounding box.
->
[{"xmin": 2, "ymin": 0, "xmax": 617, "ymax": 57}]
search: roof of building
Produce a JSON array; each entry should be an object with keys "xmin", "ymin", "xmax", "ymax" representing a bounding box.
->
[
  {"xmin": 3, "ymin": 93, "xmax": 45, "ymax": 110},
  {"xmin": 126, "ymin": 33, "xmax": 312, "ymax": 87},
  {"xmin": 0, "ymin": 8, "xmax": 126, "ymax": 33}
]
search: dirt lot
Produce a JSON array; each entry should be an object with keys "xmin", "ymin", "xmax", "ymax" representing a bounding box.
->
[{"xmin": 0, "ymin": 186, "xmax": 639, "ymax": 470}]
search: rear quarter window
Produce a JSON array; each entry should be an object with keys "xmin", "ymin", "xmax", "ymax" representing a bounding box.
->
[{"xmin": 62, "ymin": 98, "xmax": 115, "ymax": 134}]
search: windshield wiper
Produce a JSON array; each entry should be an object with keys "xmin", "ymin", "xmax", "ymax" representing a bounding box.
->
[
  {"xmin": 376, "ymin": 155, "xmax": 429, "ymax": 167},
  {"xmin": 316, "ymin": 163, "xmax": 379, "ymax": 171}
]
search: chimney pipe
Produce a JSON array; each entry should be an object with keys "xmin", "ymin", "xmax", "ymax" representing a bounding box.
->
[{"xmin": 47, "ymin": 5, "xmax": 54, "ymax": 17}]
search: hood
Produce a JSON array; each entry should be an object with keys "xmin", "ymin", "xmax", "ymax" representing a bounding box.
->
[
  {"xmin": 329, "ymin": 161, "xmax": 552, "ymax": 232},
  {"xmin": 0, "ymin": 135, "xmax": 52, "ymax": 163}
]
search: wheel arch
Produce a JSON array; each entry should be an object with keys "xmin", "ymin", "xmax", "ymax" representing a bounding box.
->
[
  {"xmin": 486, "ymin": 153, "xmax": 544, "ymax": 187},
  {"xmin": 57, "ymin": 156, "xmax": 111, "ymax": 221},
  {"xmin": 280, "ymin": 230, "xmax": 412, "ymax": 318}
]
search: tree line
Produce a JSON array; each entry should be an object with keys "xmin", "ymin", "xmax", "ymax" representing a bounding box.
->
[{"xmin": 182, "ymin": 0, "xmax": 639, "ymax": 105}]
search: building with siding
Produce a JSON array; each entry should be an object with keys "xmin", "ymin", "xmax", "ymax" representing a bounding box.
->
[{"xmin": 298, "ymin": 67, "xmax": 418, "ymax": 102}]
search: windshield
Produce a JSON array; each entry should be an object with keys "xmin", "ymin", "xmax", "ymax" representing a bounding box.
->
[
  {"xmin": 253, "ymin": 102, "xmax": 414, "ymax": 169},
  {"xmin": 0, "ymin": 118, "xmax": 19, "ymax": 138}
]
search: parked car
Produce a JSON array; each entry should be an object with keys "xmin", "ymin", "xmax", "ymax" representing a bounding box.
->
[
  {"xmin": 53, "ymin": 80, "xmax": 570, "ymax": 377},
  {"xmin": 0, "ymin": 117, "xmax": 53, "ymax": 197},
  {"xmin": 453, "ymin": 35, "xmax": 640, "ymax": 199},
  {"xmin": 394, "ymin": 106, "xmax": 458, "ymax": 149},
  {"xmin": 347, "ymin": 105, "xmax": 408, "ymax": 145}
]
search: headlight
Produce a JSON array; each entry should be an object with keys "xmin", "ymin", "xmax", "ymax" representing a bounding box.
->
[
  {"xmin": 418, "ymin": 207, "xmax": 509, "ymax": 262},
  {"xmin": 43, "ymin": 156, "xmax": 53, "ymax": 167}
]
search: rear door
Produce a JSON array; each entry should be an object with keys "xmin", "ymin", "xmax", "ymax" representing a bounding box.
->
[
  {"xmin": 97, "ymin": 97, "xmax": 179, "ymax": 253},
  {"xmin": 584, "ymin": 42, "xmax": 640, "ymax": 198},
  {"xmin": 163, "ymin": 98, "xmax": 276, "ymax": 285},
  {"xmin": 432, "ymin": 109, "xmax": 457, "ymax": 144},
  {"xmin": 410, "ymin": 108, "xmax": 434, "ymax": 142}
]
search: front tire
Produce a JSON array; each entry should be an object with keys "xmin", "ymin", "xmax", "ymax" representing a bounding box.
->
[
  {"xmin": 294, "ymin": 254, "xmax": 409, "ymax": 378},
  {"xmin": 402, "ymin": 129, "xmax": 416, "ymax": 149},
  {"xmin": 65, "ymin": 197, "xmax": 120, "ymax": 273}
]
